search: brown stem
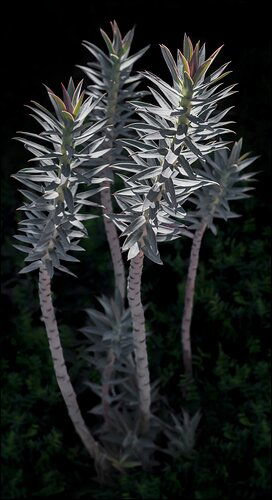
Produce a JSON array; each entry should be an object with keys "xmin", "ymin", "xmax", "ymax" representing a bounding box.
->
[
  {"xmin": 38, "ymin": 264, "xmax": 109, "ymax": 470},
  {"xmin": 181, "ymin": 219, "xmax": 207, "ymax": 378},
  {"xmin": 127, "ymin": 251, "xmax": 151, "ymax": 433},
  {"xmin": 100, "ymin": 178, "xmax": 126, "ymax": 302}
]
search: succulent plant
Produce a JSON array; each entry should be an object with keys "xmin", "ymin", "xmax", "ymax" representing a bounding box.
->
[
  {"xmin": 12, "ymin": 79, "xmax": 109, "ymax": 277},
  {"xmin": 102, "ymin": 35, "xmax": 236, "ymax": 437},
  {"xmin": 180, "ymin": 139, "xmax": 258, "ymax": 378},
  {"xmin": 78, "ymin": 21, "xmax": 150, "ymax": 300},
  {"xmin": 12, "ymin": 79, "xmax": 113, "ymax": 472},
  {"xmin": 109, "ymin": 34, "xmax": 235, "ymax": 265}
]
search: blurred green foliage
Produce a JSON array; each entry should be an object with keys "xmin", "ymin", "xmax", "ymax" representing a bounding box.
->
[
  {"xmin": 140, "ymin": 201, "xmax": 270, "ymax": 499},
  {"xmin": 1, "ymin": 185, "xmax": 270, "ymax": 497}
]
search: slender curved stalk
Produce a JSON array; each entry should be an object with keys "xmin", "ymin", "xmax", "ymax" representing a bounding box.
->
[
  {"xmin": 101, "ymin": 176, "xmax": 126, "ymax": 302},
  {"xmin": 38, "ymin": 263, "xmax": 109, "ymax": 469},
  {"xmin": 127, "ymin": 251, "xmax": 151, "ymax": 433},
  {"xmin": 181, "ymin": 219, "xmax": 207, "ymax": 378}
]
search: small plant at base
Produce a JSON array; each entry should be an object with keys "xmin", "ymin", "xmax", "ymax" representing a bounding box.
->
[{"xmin": 80, "ymin": 292, "xmax": 162, "ymax": 470}]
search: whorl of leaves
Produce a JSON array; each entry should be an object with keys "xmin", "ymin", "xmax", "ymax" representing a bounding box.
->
[
  {"xmin": 78, "ymin": 20, "xmax": 150, "ymax": 177},
  {"xmin": 12, "ymin": 79, "xmax": 110, "ymax": 277},
  {"xmin": 162, "ymin": 409, "xmax": 202, "ymax": 458},
  {"xmin": 109, "ymin": 34, "xmax": 236, "ymax": 264},
  {"xmin": 80, "ymin": 292, "xmax": 134, "ymax": 360},
  {"xmin": 186, "ymin": 138, "xmax": 259, "ymax": 234}
]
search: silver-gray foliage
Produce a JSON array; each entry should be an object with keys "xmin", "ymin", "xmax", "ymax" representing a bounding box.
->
[
  {"xmin": 78, "ymin": 20, "xmax": 150, "ymax": 175},
  {"xmin": 80, "ymin": 292, "xmax": 134, "ymax": 361},
  {"xmin": 12, "ymin": 79, "xmax": 109, "ymax": 277},
  {"xmin": 109, "ymin": 34, "xmax": 236, "ymax": 264},
  {"xmin": 78, "ymin": 22, "xmax": 150, "ymax": 302},
  {"xmin": 186, "ymin": 138, "xmax": 259, "ymax": 234}
]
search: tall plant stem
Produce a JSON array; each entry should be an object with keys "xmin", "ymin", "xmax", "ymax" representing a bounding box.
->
[
  {"xmin": 181, "ymin": 218, "xmax": 207, "ymax": 378},
  {"xmin": 38, "ymin": 263, "xmax": 109, "ymax": 470},
  {"xmin": 127, "ymin": 251, "xmax": 151, "ymax": 433},
  {"xmin": 101, "ymin": 177, "xmax": 126, "ymax": 302},
  {"xmin": 101, "ymin": 53, "xmax": 126, "ymax": 302}
]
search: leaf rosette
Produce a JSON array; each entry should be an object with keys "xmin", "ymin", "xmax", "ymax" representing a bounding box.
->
[{"xmin": 13, "ymin": 79, "xmax": 110, "ymax": 276}]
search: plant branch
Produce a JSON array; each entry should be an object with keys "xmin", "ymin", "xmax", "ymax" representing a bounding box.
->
[
  {"xmin": 38, "ymin": 263, "xmax": 109, "ymax": 471},
  {"xmin": 101, "ymin": 178, "xmax": 126, "ymax": 301},
  {"xmin": 181, "ymin": 218, "xmax": 207, "ymax": 379},
  {"xmin": 127, "ymin": 251, "xmax": 151, "ymax": 433}
]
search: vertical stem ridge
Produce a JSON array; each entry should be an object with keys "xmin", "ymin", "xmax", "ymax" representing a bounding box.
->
[
  {"xmin": 181, "ymin": 219, "xmax": 207, "ymax": 377},
  {"xmin": 38, "ymin": 264, "xmax": 108, "ymax": 467},
  {"xmin": 100, "ymin": 179, "xmax": 126, "ymax": 302},
  {"xmin": 127, "ymin": 251, "xmax": 151, "ymax": 433}
]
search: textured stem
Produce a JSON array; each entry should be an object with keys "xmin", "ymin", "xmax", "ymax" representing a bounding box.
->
[
  {"xmin": 38, "ymin": 264, "xmax": 108, "ymax": 468},
  {"xmin": 127, "ymin": 251, "xmax": 151, "ymax": 433},
  {"xmin": 181, "ymin": 219, "xmax": 207, "ymax": 377},
  {"xmin": 101, "ymin": 179, "xmax": 126, "ymax": 302}
]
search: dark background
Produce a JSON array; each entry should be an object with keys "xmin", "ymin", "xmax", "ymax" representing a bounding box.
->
[{"xmin": 1, "ymin": 1, "xmax": 271, "ymax": 498}]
